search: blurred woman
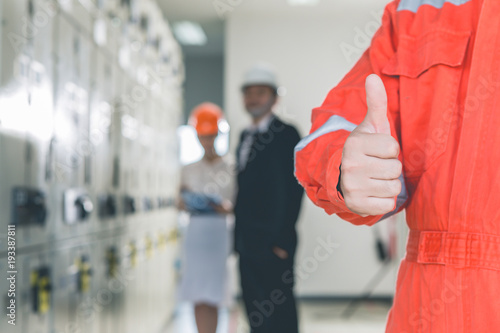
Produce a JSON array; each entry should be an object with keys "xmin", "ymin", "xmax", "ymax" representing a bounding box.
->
[{"xmin": 177, "ymin": 103, "xmax": 235, "ymax": 333}]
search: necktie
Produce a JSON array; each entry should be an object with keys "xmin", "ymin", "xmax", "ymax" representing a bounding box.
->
[{"xmin": 239, "ymin": 130, "xmax": 258, "ymax": 171}]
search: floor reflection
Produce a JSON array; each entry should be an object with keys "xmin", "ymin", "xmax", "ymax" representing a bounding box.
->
[{"xmin": 165, "ymin": 300, "xmax": 391, "ymax": 333}]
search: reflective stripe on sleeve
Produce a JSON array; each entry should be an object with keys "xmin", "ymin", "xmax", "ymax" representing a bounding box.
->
[
  {"xmin": 294, "ymin": 115, "xmax": 356, "ymax": 174},
  {"xmin": 397, "ymin": 0, "xmax": 472, "ymax": 12},
  {"xmin": 294, "ymin": 115, "xmax": 357, "ymax": 154}
]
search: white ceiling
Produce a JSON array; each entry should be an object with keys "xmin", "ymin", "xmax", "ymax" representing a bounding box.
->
[{"xmin": 157, "ymin": 0, "xmax": 390, "ymax": 56}]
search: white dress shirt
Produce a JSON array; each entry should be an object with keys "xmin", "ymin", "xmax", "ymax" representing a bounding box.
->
[{"xmin": 238, "ymin": 113, "xmax": 274, "ymax": 171}]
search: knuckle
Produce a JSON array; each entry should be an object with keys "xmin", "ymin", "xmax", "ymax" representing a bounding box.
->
[
  {"xmin": 383, "ymin": 202, "xmax": 394, "ymax": 213},
  {"xmin": 387, "ymin": 160, "xmax": 403, "ymax": 178},
  {"xmin": 395, "ymin": 160, "xmax": 403, "ymax": 175},
  {"xmin": 392, "ymin": 179, "xmax": 402, "ymax": 195},
  {"xmin": 374, "ymin": 180, "xmax": 394, "ymax": 198},
  {"xmin": 385, "ymin": 180, "xmax": 401, "ymax": 196},
  {"xmin": 387, "ymin": 139, "xmax": 400, "ymax": 157},
  {"xmin": 377, "ymin": 200, "xmax": 394, "ymax": 214},
  {"xmin": 389, "ymin": 145, "xmax": 399, "ymax": 157}
]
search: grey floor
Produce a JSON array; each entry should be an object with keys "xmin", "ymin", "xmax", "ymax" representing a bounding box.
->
[{"xmin": 165, "ymin": 300, "xmax": 391, "ymax": 333}]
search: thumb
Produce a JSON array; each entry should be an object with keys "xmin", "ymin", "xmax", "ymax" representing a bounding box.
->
[{"xmin": 360, "ymin": 74, "xmax": 391, "ymax": 134}]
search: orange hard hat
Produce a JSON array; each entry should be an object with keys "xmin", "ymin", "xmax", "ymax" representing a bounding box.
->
[{"xmin": 189, "ymin": 103, "xmax": 223, "ymax": 136}]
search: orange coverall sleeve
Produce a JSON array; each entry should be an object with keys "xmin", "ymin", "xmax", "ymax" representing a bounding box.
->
[{"xmin": 294, "ymin": 1, "xmax": 405, "ymax": 226}]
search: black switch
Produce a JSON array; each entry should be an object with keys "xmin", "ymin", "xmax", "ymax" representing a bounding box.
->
[
  {"xmin": 11, "ymin": 187, "xmax": 48, "ymax": 227},
  {"xmin": 123, "ymin": 195, "xmax": 136, "ymax": 215},
  {"xmin": 98, "ymin": 194, "xmax": 117, "ymax": 218},
  {"xmin": 75, "ymin": 195, "xmax": 93, "ymax": 220}
]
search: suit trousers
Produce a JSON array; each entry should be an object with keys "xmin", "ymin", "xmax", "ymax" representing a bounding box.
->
[{"xmin": 239, "ymin": 253, "xmax": 298, "ymax": 333}]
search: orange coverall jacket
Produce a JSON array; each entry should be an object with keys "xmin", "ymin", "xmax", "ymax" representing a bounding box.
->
[{"xmin": 294, "ymin": 0, "xmax": 500, "ymax": 331}]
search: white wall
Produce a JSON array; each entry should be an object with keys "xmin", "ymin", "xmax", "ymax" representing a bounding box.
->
[{"xmin": 225, "ymin": 2, "xmax": 409, "ymax": 297}]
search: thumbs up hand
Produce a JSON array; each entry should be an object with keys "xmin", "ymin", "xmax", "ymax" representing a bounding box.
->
[{"xmin": 340, "ymin": 74, "xmax": 402, "ymax": 217}]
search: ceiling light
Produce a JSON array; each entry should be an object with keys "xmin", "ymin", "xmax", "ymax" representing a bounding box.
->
[{"xmin": 172, "ymin": 21, "xmax": 207, "ymax": 46}]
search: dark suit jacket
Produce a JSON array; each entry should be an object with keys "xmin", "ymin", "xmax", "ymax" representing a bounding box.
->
[{"xmin": 234, "ymin": 116, "xmax": 304, "ymax": 257}]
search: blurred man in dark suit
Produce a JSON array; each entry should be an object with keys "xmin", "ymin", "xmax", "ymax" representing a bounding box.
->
[{"xmin": 234, "ymin": 63, "xmax": 304, "ymax": 333}]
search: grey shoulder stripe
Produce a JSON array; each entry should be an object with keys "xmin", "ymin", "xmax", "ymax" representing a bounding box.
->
[
  {"xmin": 397, "ymin": 0, "xmax": 472, "ymax": 12},
  {"xmin": 294, "ymin": 115, "xmax": 357, "ymax": 154}
]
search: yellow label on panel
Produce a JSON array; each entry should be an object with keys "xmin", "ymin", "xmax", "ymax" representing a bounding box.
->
[
  {"xmin": 30, "ymin": 271, "xmax": 38, "ymax": 287},
  {"xmin": 129, "ymin": 243, "xmax": 137, "ymax": 268},
  {"xmin": 39, "ymin": 277, "xmax": 50, "ymax": 313},
  {"xmin": 145, "ymin": 237, "xmax": 153, "ymax": 259}
]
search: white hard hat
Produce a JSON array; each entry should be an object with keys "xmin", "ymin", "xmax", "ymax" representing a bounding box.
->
[{"xmin": 241, "ymin": 63, "xmax": 278, "ymax": 91}]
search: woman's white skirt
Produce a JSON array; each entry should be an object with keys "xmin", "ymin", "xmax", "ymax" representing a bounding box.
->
[{"xmin": 178, "ymin": 214, "xmax": 232, "ymax": 306}]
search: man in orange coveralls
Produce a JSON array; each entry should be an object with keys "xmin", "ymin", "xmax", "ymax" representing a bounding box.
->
[{"xmin": 294, "ymin": 0, "xmax": 500, "ymax": 332}]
